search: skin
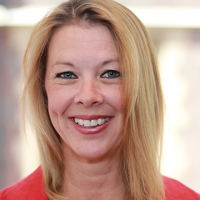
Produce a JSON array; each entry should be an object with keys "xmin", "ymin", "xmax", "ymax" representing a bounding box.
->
[{"xmin": 45, "ymin": 24, "xmax": 125, "ymax": 199}]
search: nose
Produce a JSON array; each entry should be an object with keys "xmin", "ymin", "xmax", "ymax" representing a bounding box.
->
[{"xmin": 74, "ymin": 79, "xmax": 104, "ymax": 107}]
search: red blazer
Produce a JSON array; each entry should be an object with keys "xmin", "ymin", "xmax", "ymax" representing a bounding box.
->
[{"xmin": 0, "ymin": 167, "xmax": 200, "ymax": 200}]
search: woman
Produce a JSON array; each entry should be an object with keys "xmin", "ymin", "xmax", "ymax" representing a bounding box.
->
[{"xmin": 0, "ymin": 0, "xmax": 199, "ymax": 200}]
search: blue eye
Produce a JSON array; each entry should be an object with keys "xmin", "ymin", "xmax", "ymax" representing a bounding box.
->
[
  {"xmin": 56, "ymin": 71, "xmax": 77, "ymax": 79},
  {"xmin": 101, "ymin": 70, "xmax": 121, "ymax": 78}
]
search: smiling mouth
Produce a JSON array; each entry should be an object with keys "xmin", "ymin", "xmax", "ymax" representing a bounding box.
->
[{"xmin": 73, "ymin": 117, "xmax": 110, "ymax": 127}]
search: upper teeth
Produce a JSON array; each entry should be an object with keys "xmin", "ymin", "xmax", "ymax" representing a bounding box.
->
[{"xmin": 74, "ymin": 118, "xmax": 110, "ymax": 127}]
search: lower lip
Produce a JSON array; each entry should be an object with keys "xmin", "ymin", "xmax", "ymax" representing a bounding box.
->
[{"xmin": 71, "ymin": 119, "xmax": 111, "ymax": 135}]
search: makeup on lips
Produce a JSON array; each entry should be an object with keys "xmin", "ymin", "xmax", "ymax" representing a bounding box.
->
[{"xmin": 70, "ymin": 115, "xmax": 111, "ymax": 134}]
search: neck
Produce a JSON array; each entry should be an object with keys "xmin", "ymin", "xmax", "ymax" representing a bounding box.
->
[{"xmin": 62, "ymin": 146, "xmax": 126, "ymax": 200}]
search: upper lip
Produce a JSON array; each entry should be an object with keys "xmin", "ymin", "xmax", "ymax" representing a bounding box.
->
[{"xmin": 69, "ymin": 115, "xmax": 112, "ymax": 120}]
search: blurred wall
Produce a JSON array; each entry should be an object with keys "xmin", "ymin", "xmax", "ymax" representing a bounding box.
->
[
  {"xmin": 150, "ymin": 29, "xmax": 200, "ymax": 191},
  {"xmin": 0, "ymin": 27, "xmax": 26, "ymax": 189}
]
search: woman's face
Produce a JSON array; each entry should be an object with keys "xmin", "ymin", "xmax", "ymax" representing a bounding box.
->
[{"xmin": 45, "ymin": 24, "xmax": 123, "ymax": 161}]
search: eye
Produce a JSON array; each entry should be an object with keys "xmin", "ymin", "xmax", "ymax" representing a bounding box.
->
[
  {"xmin": 56, "ymin": 71, "xmax": 77, "ymax": 79},
  {"xmin": 101, "ymin": 70, "xmax": 121, "ymax": 78}
]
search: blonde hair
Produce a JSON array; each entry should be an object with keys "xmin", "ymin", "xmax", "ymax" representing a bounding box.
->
[{"xmin": 21, "ymin": 0, "xmax": 164, "ymax": 199}]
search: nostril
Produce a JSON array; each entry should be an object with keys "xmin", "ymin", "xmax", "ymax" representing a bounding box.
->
[
  {"xmin": 92, "ymin": 101, "xmax": 99, "ymax": 105},
  {"xmin": 74, "ymin": 93, "xmax": 103, "ymax": 107}
]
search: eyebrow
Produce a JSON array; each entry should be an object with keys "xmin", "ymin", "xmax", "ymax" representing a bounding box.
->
[
  {"xmin": 51, "ymin": 62, "xmax": 74, "ymax": 68},
  {"xmin": 102, "ymin": 59, "xmax": 119, "ymax": 65},
  {"xmin": 51, "ymin": 58, "xmax": 119, "ymax": 69}
]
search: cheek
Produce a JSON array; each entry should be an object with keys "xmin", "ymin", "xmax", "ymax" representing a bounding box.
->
[
  {"xmin": 46, "ymin": 88, "xmax": 73, "ymax": 135},
  {"xmin": 104, "ymin": 86, "xmax": 123, "ymax": 112},
  {"xmin": 46, "ymin": 87, "xmax": 71, "ymax": 117}
]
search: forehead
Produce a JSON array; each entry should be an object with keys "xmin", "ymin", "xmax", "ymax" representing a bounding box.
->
[
  {"xmin": 47, "ymin": 24, "xmax": 119, "ymax": 64},
  {"xmin": 49, "ymin": 24, "xmax": 116, "ymax": 46}
]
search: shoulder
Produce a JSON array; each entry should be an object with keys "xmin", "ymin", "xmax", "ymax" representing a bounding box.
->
[
  {"xmin": 0, "ymin": 167, "xmax": 47, "ymax": 200},
  {"xmin": 163, "ymin": 176, "xmax": 200, "ymax": 200}
]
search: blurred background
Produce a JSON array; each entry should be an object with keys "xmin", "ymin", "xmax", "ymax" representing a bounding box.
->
[{"xmin": 0, "ymin": 0, "xmax": 200, "ymax": 193}]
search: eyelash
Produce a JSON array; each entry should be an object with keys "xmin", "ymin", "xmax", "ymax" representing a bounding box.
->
[
  {"xmin": 56, "ymin": 71, "xmax": 77, "ymax": 79},
  {"xmin": 55, "ymin": 70, "xmax": 121, "ymax": 79},
  {"xmin": 101, "ymin": 70, "xmax": 121, "ymax": 78}
]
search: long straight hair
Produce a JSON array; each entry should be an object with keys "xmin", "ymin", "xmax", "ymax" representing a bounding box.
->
[{"xmin": 21, "ymin": 0, "xmax": 164, "ymax": 199}]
